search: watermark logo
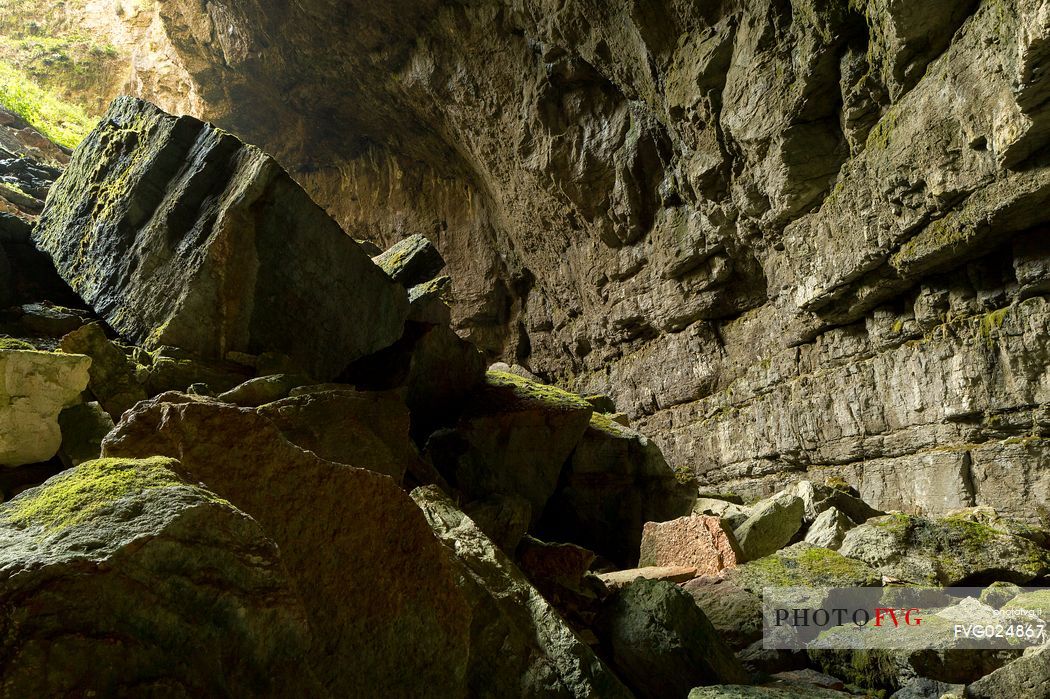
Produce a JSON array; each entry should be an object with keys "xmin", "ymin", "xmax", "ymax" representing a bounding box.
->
[{"xmin": 762, "ymin": 587, "xmax": 1050, "ymax": 650}]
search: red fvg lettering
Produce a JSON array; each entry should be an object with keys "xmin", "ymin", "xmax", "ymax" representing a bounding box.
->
[{"xmin": 874, "ymin": 608, "xmax": 922, "ymax": 626}]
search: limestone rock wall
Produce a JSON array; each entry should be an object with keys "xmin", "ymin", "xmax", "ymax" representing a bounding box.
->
[{"xmin": 101, "ymin": 0, "xmax": 1050, "ymax": 518}]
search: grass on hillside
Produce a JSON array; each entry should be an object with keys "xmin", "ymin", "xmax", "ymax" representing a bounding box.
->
[{"xmin": 0, "ymin": 59, "xmax": 95, "ymax": 149}]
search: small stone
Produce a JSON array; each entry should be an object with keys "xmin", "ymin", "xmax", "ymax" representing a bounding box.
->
[
  {"xmin": 694, "ymin": 497, "xmax": 752, "ymax": 530},
  {"xmin": 17, "ymin": 303, "xmax": 87, "ymax": 337}
]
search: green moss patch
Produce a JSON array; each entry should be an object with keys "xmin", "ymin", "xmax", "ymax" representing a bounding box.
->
[
  {"xmin": 482, "ymin": 370, "xmax": 593, "ymax": 413},
  {"xmin": 732, "ymin": 544, "xmax": 881, "ymax": 590},
  {"xmin": 0, "ymin": 337, "xmax": 35, "ymax": 350},
  {"xmin": 1, "ymin": 456, "xmax": 217, "ymax": 532}
]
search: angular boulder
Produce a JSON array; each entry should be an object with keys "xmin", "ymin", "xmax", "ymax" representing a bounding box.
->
[
  {"xmin": 538, "ymin": 412, "xmax": 695, "ymax": 566},
  {"xmin": 34, "ymin": 97, "xmax": 408, "ymax": 380},
  {"xmin": 373, "ymin": 233, "xmax": 446, "ymax": 286},
  {"xmin": 141, "ymin": 346, "xmax": 251, "ymax": 396},
  {"xmin": 102, "ymin": 396, "xmax": 471, "ymax": 696},
  {"xmin": 733, "ymin": 492, "xmax": 805, "ymax": 561},
  {"xmin": 427, "ymin": 370, "xmax": 593, "ymax": 524},
  {"xmin": 803, "ymin": 507, "xmax": 855, "ymax": 550},
  {"xmin": 0, "ymin": 348, "xmax": 90, "ymax": 466},
  {"xmin": 0, "ymin": 457, "xmax": 320, "ymax": 696},
  {"xmin": 407, "ymin": 275, "xmax": 453, "ymax": 324},
  {"xmin": 838, "ymin": 512, "xmax": 1050, "ymax": 585},
  {"xmin": 256, "ymin": 387, "xmax": 424, "ymax": 482},
  {"xmin": 59, "ymin": 322, "xmax": 146, "ymax": 418},
  {"xmin": 638, "ymin": 514, "xmax": 743, "ymax": 575},
  {"xmin": 411, "ymin": 485, "xmax": 632, "ymax": 699},
  {"xmin": 595, "ymin": 579, "xmax": 750, "ymax": 699},
  {"xmin": 461, "ymin": 494, "xmax": 532, "ymax": 552}
]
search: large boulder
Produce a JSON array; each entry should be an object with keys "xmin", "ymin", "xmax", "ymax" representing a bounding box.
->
[
  {"xmin": 733, "ymin": 492, "xmax": 805, "ymax": 561},
  {"xmin": 256, "ymin": 387, "xmax": 424, "ymax": 482},
  {"xmin": 59, "ymin": 322, "xmax": 146, "ymax": 418},
  {"xmin": 537, "ymin": 412, "xmax": 695, "ymax": 566},
  {"xmin": 838, "ymin": 512, "xmax": 1050, "ymax": 585},
  {"xmin": 810, "ymin": 596, "xmax": 1026, "ymax": 690},
  {"xmin": 101, "ymin": 395, "xmax": 471, "ymax": 696},
  {"xmin": 595, "ymin": 578, "xmax": 750, "ymax": 699},
  {"xmin": 34, "ymin": 97, "xmax": 408, "ymax": 380},
  {"xmin": 427, "ymin": 370, "xmax": 593, "ymax": 524},
  {"xmin": 0, "ymin": 348, "xmax": 90, "ymax": 466},
  {"xmin": 803, "ymin": 507, "xmax": 856, "ymax": 550},
  {"xmin": 0, "ymin": 456, "xmax": 320, "ymax": 696},
  {"xmin": 411, "ymin": 485, "xmax": 633, "ymax": 699},
  {"xmin": 373, "ymin": 233, "xmax": 446, "ymax": 287},
  {"xmin": 638, "ymin": 514, "xmax": 743, "ymax": 575}
]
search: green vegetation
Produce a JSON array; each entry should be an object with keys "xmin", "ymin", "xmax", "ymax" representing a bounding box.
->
[
  {"xmin": 0, "ymin": 0, "xmax": 126, "ymax": 148},
  {"xmin": 0, "ymin": 336, "xmax": 34, "ymax": 349},
  {"xmin": 484, "ymin": 370, "xmax": 593, "ymax": 412},
  {"xmin": 2, "ymin": 456, "xmax": 224, "ymax": 532},
  {"xmin": 588, "ymin": 410, "xmax": 628, "ymax": 436},
  {"xmin": 734, "ymin": 545, "xmax": 880, "ymax": 590},
  {"xmin": 0, "ymin": 60, "xmax": 94, "ymax": 148}
]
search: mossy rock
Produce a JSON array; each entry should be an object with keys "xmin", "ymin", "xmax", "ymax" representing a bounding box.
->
[
  {"xmin": 0, "ymin": 337, "xmax": 34, "ymax": 350},
  {"xmin": 728, "ymin": 542, "xmax": 881, "ymax": 592},
  {"xmin": 476, "ymin": 370, "xmax": 594, "ymax": 413},
  {"xmin": 840, "ymin": 512, "xmax": 1050, "ymax": 585},
  {"xmin": 1, "ymin": 456, "xmax": 223, "ymax": 532}
]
